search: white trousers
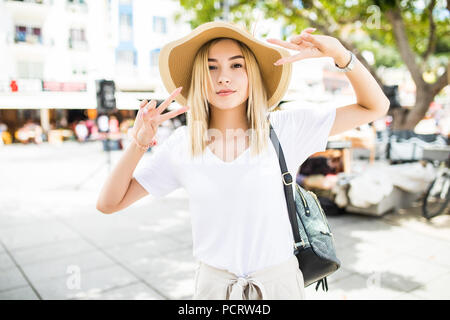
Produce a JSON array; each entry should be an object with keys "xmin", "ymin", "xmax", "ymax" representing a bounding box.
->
[{"xmin": 193, "ymin": 255, "xmax": 306, "ymax": 300}]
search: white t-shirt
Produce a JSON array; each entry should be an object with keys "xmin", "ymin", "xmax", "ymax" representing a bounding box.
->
[{"xmin": 133, "ymin": 106, "xmax": 336, "ymax": 277}]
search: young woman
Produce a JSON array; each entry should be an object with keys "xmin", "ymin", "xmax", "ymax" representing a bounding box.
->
[{"xmin": 96, "ymin": 21, "xmax": 389, "ymax": 300}]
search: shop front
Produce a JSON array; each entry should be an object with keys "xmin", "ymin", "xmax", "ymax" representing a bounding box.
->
[{"xmin": 0, "ymin": 81, "xmax": 185, "ymax": 146}]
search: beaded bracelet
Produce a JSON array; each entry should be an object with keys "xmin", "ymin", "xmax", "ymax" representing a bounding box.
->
[{"xmin": 131, "ymin": 133, "xmax": 157, "ymax": 151}]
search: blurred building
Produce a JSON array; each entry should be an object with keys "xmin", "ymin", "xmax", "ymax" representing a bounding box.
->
[
  {"xmin": 0, "ymin": 0, "xmax": 377, "ymax": 144},
  {"xmin": 0, "ymin": 0, "xmax": 191, "ymax": 142}
]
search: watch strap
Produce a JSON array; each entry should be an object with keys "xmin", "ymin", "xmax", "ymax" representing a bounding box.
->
[{"xmin": 334, "ymin": 50, "xmax": 355, "ymax": 72}]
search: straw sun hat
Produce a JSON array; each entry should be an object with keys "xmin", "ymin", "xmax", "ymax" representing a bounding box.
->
[{"xmin": 158, "ymin": 21, "xmax": 292, "ymax": 109}]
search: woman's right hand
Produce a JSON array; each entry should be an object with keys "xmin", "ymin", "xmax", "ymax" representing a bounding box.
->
[{"xmin": 131, "ymin": 87, "xmax": 189, "ymax": 146}]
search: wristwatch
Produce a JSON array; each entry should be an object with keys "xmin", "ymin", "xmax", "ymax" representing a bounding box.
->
[{"xmin": 334, "ymin": 50, "xmax": 356, "ymax": 73}]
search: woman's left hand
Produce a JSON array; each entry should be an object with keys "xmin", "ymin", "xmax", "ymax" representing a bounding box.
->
[{"xmin": 266, "ymin": 28, "xmax": 350, "ymax": 68}]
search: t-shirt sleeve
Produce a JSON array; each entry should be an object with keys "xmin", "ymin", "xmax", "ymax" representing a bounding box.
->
[
  {"xmin": 269, "ymin": 105, "xmax": 336, "ymax": 162},
  {"xmin": 133, "ymin": 127, "xmax": 183, "ymax": 198}
]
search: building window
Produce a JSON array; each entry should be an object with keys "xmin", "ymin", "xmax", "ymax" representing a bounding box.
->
[
  {"xmin": 150, "ymin": 49, "xmax": 160, "ymax": 67},
  {"xmin": 69, "ymin": 28, "xmax": 86, "ymax": 42},
  {"xmin": 67, "ymin": 0, "xmax": 87, "ymax": 5},
  {"xmin": 14, "ymin": 26, "xmax": 43, "ymax": 44},
  {"xmin": 12, "ymin": 0, "xmax": 44, "ymax": 3},
  {"xmin": 119, "ymin": 13, "xmax": 133, "ymax": 42},
  {"xmin": 72, "ymin": 65, "xmax": 87, "ymax": 75},
  {"xmin": 68, "ymin": 28, "xmax": 87, "ymax": 49},
  {"xmin": 15, "ymin": 26, "xmax": 27, "ymax": 42},
  {"xmin": 117, "ymin": 50, "xmax": 136, "ymax": 66},
  {"xmin": 17, "ymin": 61, "xmax": 44, "ymax": 79},
  {"xmin": 153, "ymin": 16, "xmax": 166, "ymax": 34}
]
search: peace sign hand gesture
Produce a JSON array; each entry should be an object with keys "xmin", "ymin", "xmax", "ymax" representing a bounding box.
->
[
  {"xmin": 131, "ymin": 87, "xmax": 189, "ymax": 147},
  {"xmin": 266, "ymin": 28, "xmax": 349, "ymax": 67}
]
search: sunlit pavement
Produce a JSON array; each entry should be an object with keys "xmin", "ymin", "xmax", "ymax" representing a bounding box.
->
[{"xmin": 1, "ymin": 141, "xmax": 449, "ymax": 300}]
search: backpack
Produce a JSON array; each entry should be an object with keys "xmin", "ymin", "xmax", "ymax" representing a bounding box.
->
[{"xmin": 269, "ymin": 122, "xmax": 341, "ymax": 291}]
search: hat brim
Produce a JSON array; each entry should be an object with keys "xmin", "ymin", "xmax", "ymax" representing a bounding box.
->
[{"xmin": 159, "ymin": 21, "xmax": 292, "ymax": 109}]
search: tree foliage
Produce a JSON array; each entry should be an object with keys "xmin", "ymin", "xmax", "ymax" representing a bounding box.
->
[
  {"xmin": 175, "ymin": 0, "xmax": 448, "ymax": 71},
  {"xmin": 173, "ymin": 0, "xmax": 449, "ymax": 129}
]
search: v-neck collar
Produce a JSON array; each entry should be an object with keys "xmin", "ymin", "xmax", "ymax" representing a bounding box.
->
[{"xmin": 206, "ymin": 145, "xmax": 250, "ymax": 164}]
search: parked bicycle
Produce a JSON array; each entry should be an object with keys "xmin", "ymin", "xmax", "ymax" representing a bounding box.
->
[{"xmin": 422, "ymin": 146, "xmax": 450, "ymax": 220}]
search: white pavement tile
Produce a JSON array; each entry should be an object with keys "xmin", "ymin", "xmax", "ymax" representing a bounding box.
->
[
  {"xmin": 67, "ymin": 220, "xmax": 163, "ymax": 248},
  {"xmin": 0, "ymin": 220, "xmax": 81, "ymax": 251},
  {"xmin": 384, "ymin": 254, "xmax": 450, "ymax": 292},
  {"xmin": 305, "ymin": 285, "xmax": 347, "ymax": 300},
  {"xmin": 123, "ymin": 248, "xmax": 198, "ymax": 300},
  {"xmin": 61, "ymin": 209, "xmax": 143, "ymax": 229},
  {"xmin": 0, "ymin": 286, "xmax": 39, "ymax": 300},
  {"xmin": 32, "ymin": 265, "xmax": 140, "ymax": 300},
  {"xmin": 311, "ymin": 273, "xmax": 403, "ymax": 300},
  {"xmin": 338, "ymin": 219, "xmax": 407, "ymax": 241},
  {"xmin": 390, "ymin": 234, "xmax": 450, "ymax": 269},
  {"xmin": 383, "ymin": 207, "xmax": 450, "ymax": 242},
  {"xmin": 0, "ymin": 252, "xmax": 16, "ymax": 271},
  {"xmin": 143, "ymin": 270, "xmax": 195, "ymax": 300},
  {"xmin": 0, "ymin": 267, "xmax": 28, "ymax": 292},
  {"xmin": 335, "ymin": 240, "xmax": 399, "ymax": 275},
  {"xmin": 344, "ymin": 225, "xmax": 426, "ymax": 254},
  {"xmin": 75, "ymin": 282, "xmax": 165, "ymax": 300},
  {"xmin": 10, "ymin": 238, "xmax": 97, "ymax": 267},
  {"xmin": 350, "ymin": 253, "xmax": 450, "ymax": 293},
  {"xmin": 331, "ymin": 230, "xmax": 355, "ymax": 251},
  {"xmin": 326, "ymin": 214, "xmax": 365, "ymax": 229},
  {"xmin": 392, "ymin": 292, "xmax": 427, "ymax": 300},
  {"xmin": 410, "ymin": 272, "xmax": 450, "ymax": 299},
  {"xmin": 21, "ymin": 250, "xmax": 117, "ymax": 283},
  {"xmin": 103, "ymin": 234, "xmax": 188, "ymax": 264},
  {"xmin": 336, "ymin": 219, "xmax": 450, "ymax": 273},
  {"xmin": 326, "ymin": 267, "xmax": 354, "ymax": 284},
  {"xmin": 0, "ymin": 210, "xmax": 45, "ymax": 230},
  {"xmin": 161, "ymin": 226, "xmax": 193, "ymax": 245},
  {"xmin": 136, "ymin": 215, "xmax": 192, "ymax": 240}
]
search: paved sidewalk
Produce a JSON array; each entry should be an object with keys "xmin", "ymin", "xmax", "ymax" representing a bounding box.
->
[{"xmin": 1, "ymin": 141, "xmax": 449, "ymax": 300}]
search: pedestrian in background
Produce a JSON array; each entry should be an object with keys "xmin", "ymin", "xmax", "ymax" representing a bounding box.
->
[
  {"xmin": 0, "ymin": 122, "xmax": 7, "ymax": 146},
  {"xmin": 75, "ymin": 121, "xmax": 89, "ymax": 142}
]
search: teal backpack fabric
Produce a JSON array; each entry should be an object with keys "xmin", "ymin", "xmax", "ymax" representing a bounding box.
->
[{"xmin": 293, "ymin": 184, "xmax": 341, "ymax": 290}]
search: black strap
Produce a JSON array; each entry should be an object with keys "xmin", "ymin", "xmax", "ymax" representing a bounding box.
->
[
  {"xmin": 315, "ymin": 277, "xmax": 328, "ymax": 291},
  {"xmin": 268, "ymin": 116, "xmax": 330, "ymax": 292},
  {"xmin": 268, "ymin": 119, "xmax": 303, "ymax": 249}
]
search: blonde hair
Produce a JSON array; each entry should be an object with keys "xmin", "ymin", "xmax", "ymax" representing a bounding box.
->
[{"xmin": 186, "ymin": 37, "xmax": 270, "ymax": 159}]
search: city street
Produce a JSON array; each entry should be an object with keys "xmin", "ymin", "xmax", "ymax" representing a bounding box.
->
[{"xmin": 1, "ymin": 140, "xmax": 450, "ymax": 300}]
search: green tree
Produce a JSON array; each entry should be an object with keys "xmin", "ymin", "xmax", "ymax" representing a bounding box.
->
[{"xmin": 174, "ymin": 0, "xmax": 449, "ymax": 130}]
